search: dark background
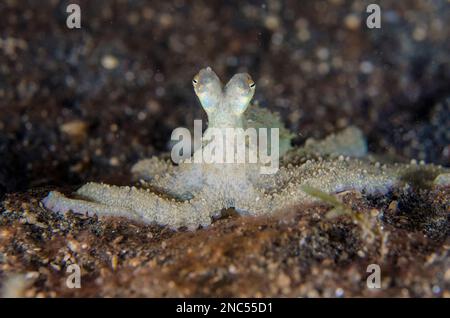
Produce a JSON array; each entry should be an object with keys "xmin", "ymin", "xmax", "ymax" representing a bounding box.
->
[{"xmin": 0, "ymin": 0, "xmax": 449, "ymax": 196}]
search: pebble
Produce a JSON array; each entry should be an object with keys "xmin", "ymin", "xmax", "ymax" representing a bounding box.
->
[
  {"xmin": 265, "ymin": 15, "xmax": 280, "ymax": 31},
  {"xmin": 60, "ymin": 120, "xmax": 88, "ymax": 140},
  {"xmin": 101, "ymin": 54, "xmax": 119, "ymax": 70},
  {"xmin": 109, "ymin": 157, "xmax": 120, "ymax": 166},
  {"xmin": 344, "ymin": 14, "xmax": 360, "ymax": 30}
]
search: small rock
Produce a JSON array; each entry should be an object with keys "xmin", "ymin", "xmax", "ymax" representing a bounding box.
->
[
  {"xmin": 109, "ymin": 157, "xmax": 120, "ymax": 166},
  {"xmin": 265, "ymin": 15, "xmax": 280, "ymax": 31},
  {"xmin": 388, "ymin": 201, "xmax": 398, "ymax": 211},
  {"xmin": 60, "ymin": 120, "xmax": 88, "ymax": 141},
  {"xmin": 101, "ymin": 54, "xmax": 119, "ymax": 70},
  {"xmin": 344, "ymin": 14, "xmax": 360, "ymax": 30}
]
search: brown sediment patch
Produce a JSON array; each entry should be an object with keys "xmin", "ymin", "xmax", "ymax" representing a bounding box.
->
[{"xmin": 0, "ymin": 187, "xmax": 448, "ymax": 297}]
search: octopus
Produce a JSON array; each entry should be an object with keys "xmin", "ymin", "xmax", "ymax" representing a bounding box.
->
[{"xmin": 43, "ymin": 67, "xmax": 449, "ymax": 230}]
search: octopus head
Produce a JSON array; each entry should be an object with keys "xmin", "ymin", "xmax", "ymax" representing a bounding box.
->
[
  {"xmin": 224, "ymin": 73, "xmax": 255, "ymax": 115},
  {"xmin": 192, "ymin": 67, "xmax": 223, "ymax": 114}
]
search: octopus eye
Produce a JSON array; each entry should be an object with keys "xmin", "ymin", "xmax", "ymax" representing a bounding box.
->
[
  {"xmin": 192, "ymin": 74, "xmax": 199, "ymax": 85},
  {"xmin": 249, "ymin": 82, "xmax": 255, "ymax": 88}
]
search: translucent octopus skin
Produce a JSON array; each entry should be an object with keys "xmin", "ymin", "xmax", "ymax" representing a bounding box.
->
[{"xmin": 43, "ymin": 67, "xmax": 449, "ymax": 230}]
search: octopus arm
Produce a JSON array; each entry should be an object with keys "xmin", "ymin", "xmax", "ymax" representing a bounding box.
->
[{"xmin": 43, "ymin": 183, "xmax": 216, "ymax": 230}]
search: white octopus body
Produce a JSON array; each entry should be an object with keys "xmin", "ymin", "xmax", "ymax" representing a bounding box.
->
[{"xmin": 43, "ymin": 67, "xmax": 449, "ymax": 230}]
